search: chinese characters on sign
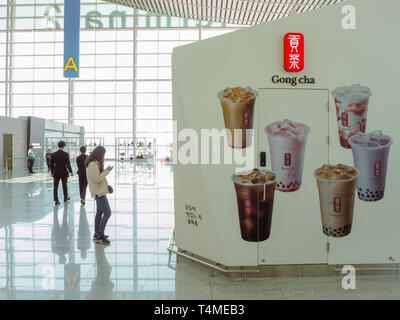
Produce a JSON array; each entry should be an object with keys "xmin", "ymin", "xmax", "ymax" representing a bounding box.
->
[
  {"xmin": 284, "ymin": 33, "xmax": 304, "ymax": 72},
  {"xmin": 185, "ymin": 204, "xmax": 203, "ymax": 227},
  {"xmin": 374, "ymin": 162, "xmax": 382, "ymax": 177},
  {"xmin": 333, "ymin": 196, "xmax": 342, "ymax": 213},
  {"xmin": 284, "ymin": 153, "xmax": 292, "ymax": 167}
]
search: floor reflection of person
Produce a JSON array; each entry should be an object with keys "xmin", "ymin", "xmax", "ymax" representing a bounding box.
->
[
  {"xmin": 51, "ymin": 205, "xmax": 71, "ymax": 264},
  {"xmin": 87, "ymin": 245, "xmax": 114, "ymax": 300},
  {"xmin": 77, "ymin": 205, "xmax": 91, "ymax": 260}
]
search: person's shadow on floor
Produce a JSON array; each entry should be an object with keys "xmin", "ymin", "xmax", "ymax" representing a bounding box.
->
[
  {"xmin": 77, "ymin": 205, "xmax": 91, "ymax": 260},
  {"xmin": 51, "ymin": 205, "xmax": 71, "ymax": 264},
  {"xmin": 87, "ymin": 244, "xmax": 114, "ymax": 300}
]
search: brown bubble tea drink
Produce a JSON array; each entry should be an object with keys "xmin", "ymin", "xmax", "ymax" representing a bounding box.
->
[
  {"xmin": 314, "ymin": 164, "xmax": 359, "ymax": 237},
  {"xmin": 232, "ymin": 169, "xmax": 277, "ymax": 242},
  {"xmin": 218, "ymin": 87, "xmax": 258, "ymax": 149}
]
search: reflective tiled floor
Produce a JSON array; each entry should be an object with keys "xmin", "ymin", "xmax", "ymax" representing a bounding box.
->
[{"xmin": 1, "ymin": 161, "xmax": 400, "ymax": 300}]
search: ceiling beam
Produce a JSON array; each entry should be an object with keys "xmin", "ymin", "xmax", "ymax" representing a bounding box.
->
[{"xmin": 103, "ymin": 0, "xmax": 346, "ymax": 25}]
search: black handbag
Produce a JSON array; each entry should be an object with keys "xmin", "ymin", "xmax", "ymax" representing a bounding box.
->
[{"xmin": 108, "ymin": 185, "xmax": 114, "ymax": 194}]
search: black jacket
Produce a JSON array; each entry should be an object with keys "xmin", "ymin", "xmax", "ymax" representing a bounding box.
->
[
  {"xmin": 76, "ymin": 154, "xmax": 88, "ymax": 178},
  {"xmin": 50, "ymin": 150, "xmax": 73, "ymax": 178},
  {"xmin": 45, "ymin": 152, "xmax": 52, "ymax": 165}
]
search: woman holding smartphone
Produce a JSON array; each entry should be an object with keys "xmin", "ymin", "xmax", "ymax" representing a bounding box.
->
[{"xmin": 85, "ymin": 146, "xmax": 113, "ymax": 246}]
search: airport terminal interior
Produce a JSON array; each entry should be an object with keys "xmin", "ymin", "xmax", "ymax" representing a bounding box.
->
[{"xmin": 1, "ymin": 0, "xmax": 400, "ymax": 300}]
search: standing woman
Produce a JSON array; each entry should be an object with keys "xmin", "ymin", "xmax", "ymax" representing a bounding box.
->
[{"xmin": 85, "ymin": 146, "xmax": 113, "ymax": 246}]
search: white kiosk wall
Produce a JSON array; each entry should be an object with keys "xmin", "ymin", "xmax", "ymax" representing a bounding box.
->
[{"xmin": 173, "ymin": 0, "xmax": 400, "ymax": 266}]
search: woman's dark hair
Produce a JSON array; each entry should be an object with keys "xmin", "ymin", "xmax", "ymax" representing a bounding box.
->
[
  {"xmin": 85, "ymin": 146, "xmax": 106, "ymax": 172},
  {"xmin": 80, "ymin": 146, "xmax": 87, "ymax": 154}
]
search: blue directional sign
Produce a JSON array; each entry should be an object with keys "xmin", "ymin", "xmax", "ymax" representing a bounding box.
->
[{"xmin": 64, "ymin": 0, "xmax": 81, "ymax": 78}]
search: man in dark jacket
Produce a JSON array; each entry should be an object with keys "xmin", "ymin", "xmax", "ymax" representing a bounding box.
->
[
  {"xmin": 45, "ymin": 149, "xmax": 52, "ymax": 172},
  {"xmin": 50, "ymin": 141, "xmax": 73, "ymax": 205},
  {"xmin": 76, "ymin": 146, "xmax": 88, "ymax": 205}
]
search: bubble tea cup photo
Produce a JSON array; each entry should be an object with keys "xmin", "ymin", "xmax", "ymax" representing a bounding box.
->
[
  {"xmin": 232, "ymin": 169, "xmax": 277, "ymax": 242},
  {"xmin": 332, "ymin": 84, "xmax": 372, "ymax": 149},
  {"xmin": 349, "ymin": 131, "xmax": 393, "ymax": 202},
  {"xmin": 265, "ymin": 119, "xmax": 310, "ymax": 192},
  {"xmin": 314, "ymin": 164, "xmax": 359, "ymax": 237},
  {"xmin": 218, "ymin": 87, "xmax": 258, "ymax": 149}
]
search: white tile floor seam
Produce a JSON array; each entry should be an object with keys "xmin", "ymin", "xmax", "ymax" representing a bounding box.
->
[
  {"xmin": 2, "ymin": 163, "xmax": 400, "ymax": 300},
  {"xmin": 273, "ymin": 283, "xmax": 288, "ymax": 300}
]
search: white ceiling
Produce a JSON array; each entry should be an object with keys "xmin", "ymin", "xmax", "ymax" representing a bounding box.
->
[{"xmin": 103, "ymin": 0, "xmax": 347, "ymax": 25}]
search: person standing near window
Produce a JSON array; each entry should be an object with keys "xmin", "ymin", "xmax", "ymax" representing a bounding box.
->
[
  {"xmin": 50, "ymin": 141, "xmax": 73, "ymax": 206},
  {"xmin": 27, "ymin": 146, "xmax": 35, "ymax": 174},
  {"xmin": 85, "ymin": 146, "xmax": 113, "ymax": 246},
  {"xmin": 76, "ymin": 146, "xmax": 88, "ymax": 205},
  {"xmin": 45, "ymin": 149, "xmax": 52, "ymax": 172}
]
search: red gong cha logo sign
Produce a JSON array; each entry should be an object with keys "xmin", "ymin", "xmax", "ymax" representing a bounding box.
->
[
  {"xmin": 342, "ymin": 113, "xmax": 349, "ymax": 127},
  {"xmin": 284, "ymin": 153, "xmax": 292, "ymax": 167},
  {"xmin": 374, "ymin": 161, "xmax": 382, "ymax": 177},
  {"xmin": 333, "ymin": 196, "xmax": 342, "ymax": 213},
  {"xmin": 284, "ymin": 33, "xmax": 304, "ymax": 72}
]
